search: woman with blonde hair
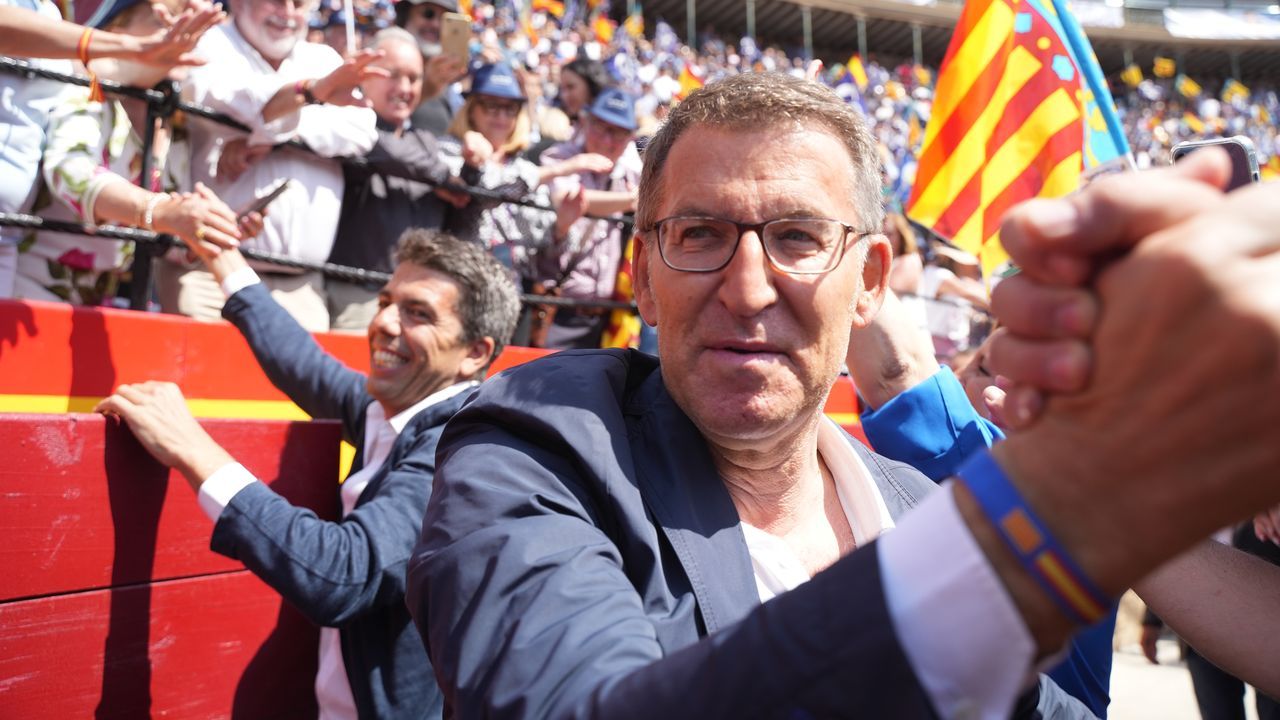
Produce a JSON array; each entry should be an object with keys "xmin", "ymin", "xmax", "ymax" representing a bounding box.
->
[{"xmin": 441, "ymin": 62, "xmax": 606, "ymax": 283}]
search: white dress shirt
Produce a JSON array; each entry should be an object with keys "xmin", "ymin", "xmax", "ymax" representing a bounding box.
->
[
  {"xmin": 741, "ymin": 418, "xmax": 1035, "ymax": 720},
  {"xmin": 183, "ymin": 22, "xmax": 377, "ymax": 266}
]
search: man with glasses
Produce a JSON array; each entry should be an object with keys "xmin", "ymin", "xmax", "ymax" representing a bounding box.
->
[
  {"xmin": 402, "ymin": 72, "xmax": 1139, "ymax": 718},
  {"xmin": 538, "ymin": 87, "xmax": 642, "ymax": 348}
]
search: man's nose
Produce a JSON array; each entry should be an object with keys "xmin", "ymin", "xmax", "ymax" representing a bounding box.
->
[
  {"xmin": 716, "ymin": 231, "xmax": 778, "ymax": 318},
  {"xmin": 371, "ymin": 303, "xmax": 401, "ymax": 336}
]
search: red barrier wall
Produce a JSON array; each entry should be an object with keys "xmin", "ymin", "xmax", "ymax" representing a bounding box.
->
[{"xmin": 0, "ymin": 413, "xmax": 340, "ymax": 717}]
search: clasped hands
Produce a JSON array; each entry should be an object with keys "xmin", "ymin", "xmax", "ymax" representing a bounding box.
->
[{"xmin": 977, "ymin": 148, "xmax": 1280, "ymax": 601}]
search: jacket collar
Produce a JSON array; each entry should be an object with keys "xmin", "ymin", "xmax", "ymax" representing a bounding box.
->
[{"xmin": 620, "ymin": 352, "xmax": 928, "ymax": 632}]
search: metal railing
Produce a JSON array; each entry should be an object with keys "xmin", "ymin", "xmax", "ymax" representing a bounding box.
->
[{"xmin": 0, "ymin": 57, "xmax": 636, "ymax": 313}]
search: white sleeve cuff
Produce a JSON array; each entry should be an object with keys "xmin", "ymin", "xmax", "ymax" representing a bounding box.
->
[
  {"xmin": 221, "ymin": 266, "xmax": 262, "ymax": 298},
  {"xmin": 196, "ymin": 462, "xmax": 259, "ymax": 522},
  {"xmin": 878, "ymin": 482, "xmax": 1035, "ymax": 720}
]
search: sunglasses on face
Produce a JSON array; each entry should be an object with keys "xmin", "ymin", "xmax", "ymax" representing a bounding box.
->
[{"xmin": 475, "ymin": 99, "xmax": 522, "ymax": 117}]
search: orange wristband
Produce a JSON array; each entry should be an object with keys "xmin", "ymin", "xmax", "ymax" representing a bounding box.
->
[{"xmin": 77, "ymin": 27, "xmax": 105, "ymax": 103}]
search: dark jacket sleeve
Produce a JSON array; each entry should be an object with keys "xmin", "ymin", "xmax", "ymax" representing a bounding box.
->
[
  {"xmin": 407, "ymin": 380, "xmax": 937, "ymax": 719},
  {"xmin": 352, "ymin": 127, "xmax": 452, "ymax": 185},
  {"xmin": 211, "ymin": 421, "xmax": 440, "ymax": 627},
  {"xmin": 222, "ymin": 283, "xmax": 369, "ymax": 442}
]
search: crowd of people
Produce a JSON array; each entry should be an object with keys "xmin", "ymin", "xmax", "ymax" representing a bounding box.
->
[{"xmin": 5, "ymin": 0, "xmax": 1277, "ymax": 357}]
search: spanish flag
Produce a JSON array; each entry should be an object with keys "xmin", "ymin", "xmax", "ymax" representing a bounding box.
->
[
  {"xmin": 906, "ymin": 0, "xmax": 1129, "ymax": 278},
  {"xmin": 533, "ymin": 0, "xmax": 565, "ymax": 17},
  {"xmin": 677, "ymin": 64, "xmax": 704, "ymax": 99},
  {"xmin": 593, "ymin": 14, "xmax": 615, "ymax": 43},
  {"xmin": 846, "ymin": 53, "xmax": 869, "ymax": 90},
  {"xmin": 1153, "ymin": 56, "xmax": 1176, "ymax": 78},
  {"xmin": 1120, "ymin": 64, "xmax": 1143, "ymax": 88},
  {"xmin": 1262, "ymin": 154, "xmax": 1280, "ymax": 181},
  {"xmin": 1175, "ymin": 74, "xmax": 1201, "ymax": 99}
]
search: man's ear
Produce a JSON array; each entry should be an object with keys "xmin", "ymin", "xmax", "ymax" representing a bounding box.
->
[
  {"xmin": 633, "ymin": 233, "xmax": 658, "ymax": 327},
  {"xmin": 458, "ymin": 336, "xmax": 497, "ymax": 380},
  {"xmin": 852, "ymin": 235, "xmax": 891, "ymax": 329}
]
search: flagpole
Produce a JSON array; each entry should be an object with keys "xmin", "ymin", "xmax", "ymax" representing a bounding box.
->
[{"xmin": 1049, "ymin": 0, "xmax": 1135, "ymax": 171}]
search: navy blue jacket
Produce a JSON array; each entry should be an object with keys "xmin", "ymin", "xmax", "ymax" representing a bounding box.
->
[
  {"xmin": 215, "ymin": 283, "xmax": 451, "ymax": 720},
  {"xmin": 408, "ymin": 349, "xmax": 946, "ymax": 719}
]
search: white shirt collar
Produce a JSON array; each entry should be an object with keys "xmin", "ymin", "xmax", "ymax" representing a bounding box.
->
[{"xmin": 381, "ymin": 380, "xmax": 479, "ymax": 435}]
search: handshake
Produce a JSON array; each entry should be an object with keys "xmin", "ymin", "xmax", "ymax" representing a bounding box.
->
[{"xmin": 952, "ymin": 147, "xmax": 1280, "ymax": 667}]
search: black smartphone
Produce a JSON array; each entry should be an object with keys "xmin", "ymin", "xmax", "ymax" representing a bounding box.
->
[
  {"xmin": 237, "ymin": 179, "xmax": 292, "ymax": 220},
  {"xmin": 1171, "ymin": 136, "xmax": 1260, "ymax": 191}
]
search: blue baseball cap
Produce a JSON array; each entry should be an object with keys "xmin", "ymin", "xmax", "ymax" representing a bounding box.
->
[
  {"xmin": 86, "ymin": 0, "xmax": 147, "ymax": 28},
  {"xmin": 466, "ymin": 63, "xmax": 525, "ymax": 101},
  {"xmin": 588, "ymin": 88, "xmax": 637, "ymax": 133}
]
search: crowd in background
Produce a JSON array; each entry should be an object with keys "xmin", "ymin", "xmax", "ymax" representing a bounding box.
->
[{"xmin": 2, "ymin": 0, "xmax": 1276, "ymax": 360}]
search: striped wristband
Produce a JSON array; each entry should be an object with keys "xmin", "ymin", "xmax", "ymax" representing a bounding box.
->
[{"xmin": 956, "ymin": 448, "xmax": 1111, "ymax": 625}]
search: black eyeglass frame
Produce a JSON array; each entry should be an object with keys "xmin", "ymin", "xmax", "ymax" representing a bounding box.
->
[{"xmin": 646, "ymin": 216, "xmax": 876, "ymax": 275}]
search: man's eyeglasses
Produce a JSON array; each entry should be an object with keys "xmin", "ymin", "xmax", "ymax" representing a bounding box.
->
[
  {"xmin": 648, "ymin": 216, "xmax": 872, "ymax": 275},
  {"xmin": 586, "ymin": 120, "xmax": 632, "ymax": 143},
  {"xmin": 474, "ymin": 99, "xmax": 522, "ymax": 117}
]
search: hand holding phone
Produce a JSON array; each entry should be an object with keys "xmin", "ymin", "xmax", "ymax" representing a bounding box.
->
[
  {"xmin": 441, "ymin": 12, "xmax": 471, "ymax": 66},
  {"xmin": 237, "ymin": 179, "xmax": 292, "ymax": 221},
  {"xmin": 1171, "ymin": 136, "xmax": 1260, "ymax": 191}
]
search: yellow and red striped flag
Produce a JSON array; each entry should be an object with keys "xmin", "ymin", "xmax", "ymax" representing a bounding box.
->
[
  {"xmin": 906, "ymin": 0, "xmax": 1129, "ymax": 277},
  {"xmin": 846, "ymin": 53, "xmax": 869, "ymax": 90},
  {"xmin": 593, "ymin": 14, "xmax": 616, "ymax": 43},
  {"xmin": 676, "ymin": 64, "xmax": 704, "ymax": 99},
  {"xmin": 601, "ymin": 236, "xmax": 641, "ymax": 348}
]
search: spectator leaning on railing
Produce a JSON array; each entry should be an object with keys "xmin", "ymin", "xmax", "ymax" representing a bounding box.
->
[
  {"xmin": 160, "ymin": 0, "xmax": 380, "ymax": 331},
  {"xmin": 15, "ymin": 0, "xmax": 245, "ymax": 306},
  {"xmin": 538, "ymin": 87, "xmax": 641, "ymax": 350},
  {"xmin": 326, "ymin": 26, "xmax": 466, "ymax": 332}
]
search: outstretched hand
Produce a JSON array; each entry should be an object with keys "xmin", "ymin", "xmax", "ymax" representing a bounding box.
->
[
  {"xmin": 138, "ymin": 0, "xmax": 225, "ymax": 69},
  {"xmin": 312, "ymin": 49, "xmax": 390, "ymax": 108}
]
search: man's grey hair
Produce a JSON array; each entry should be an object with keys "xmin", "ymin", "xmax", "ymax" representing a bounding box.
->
[
  {"xmin": 393, "ymin": 229, "xmax": 520, "ymax": 373},
  {"xmin": 636, "ymin": 72, "xmax": 884, "ymax": 237},
  {"xmin": 370, "ymin": 26, "xmax": 419, "ymax": 53}
]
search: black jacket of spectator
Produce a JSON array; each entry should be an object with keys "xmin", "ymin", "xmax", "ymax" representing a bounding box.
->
[{"xmin": 328, "ymin": 119, "xmax": 451, "ymax": 277}]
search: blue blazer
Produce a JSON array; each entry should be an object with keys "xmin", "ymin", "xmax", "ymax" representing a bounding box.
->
[
  {"xmin": 215, "ymin": 283, "xmax": 451, "ymax": 720},
  {"xmin": 408, "ymin": 349, "xmax": 944, "ymax": 719}
]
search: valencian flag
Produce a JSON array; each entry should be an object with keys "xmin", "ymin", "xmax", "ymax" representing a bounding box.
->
[
  {"xmin": 1120, "ymin": 63, "xmax": 1142, "ymax": 88},
  {"xmin": 1153, "ymin": 56, "xmax": 1176, "ymax": 78},
  {"xmin": 906, "ymin": 0, "xmax": 1130, "ymax": 277},
  {"xmin": 601, "ymin": 236, "xmax": 642, "ymax": 348},
  {"xmin": 1221, "ymin": 78, "xmax": 1250, "ymax": 104},
  {"xmin": 1175, "ymin": 74, "xmax": 1202, "ymax": 99}
]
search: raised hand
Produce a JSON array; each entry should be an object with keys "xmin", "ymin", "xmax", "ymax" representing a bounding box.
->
[
  {"xmin": 312, "ymin": 49, "xmax": 391, "ymax": 108},
  {"xmin": 136, "ymin": 0, "xmax": 225, "ymax": 69}
]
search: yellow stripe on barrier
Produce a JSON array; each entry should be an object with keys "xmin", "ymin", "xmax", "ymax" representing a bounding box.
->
[{"xmin": 1, "ymin": 394, "xmax": 356, "ymax": 481}]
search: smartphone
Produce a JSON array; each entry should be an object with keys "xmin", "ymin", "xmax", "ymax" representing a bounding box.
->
[
  {"xmin": 441, "ymin": 12, "xmax": 471, "ymax": 66},
  {"xmin": 238, "ymin": 179, "xmax": 292, "ymax": 220},
  {"xmin": 1171, "ymin": 136, "xmax": 1260, "ymax": 191}
]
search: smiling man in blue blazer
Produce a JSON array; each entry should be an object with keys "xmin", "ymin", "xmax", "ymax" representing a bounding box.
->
[{"xmin": 97, "ymin": 229, "xmax": 519, "ymax": 720}]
